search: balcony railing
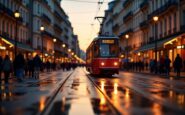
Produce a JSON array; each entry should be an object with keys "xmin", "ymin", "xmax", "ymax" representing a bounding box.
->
[
  {"xmin": 139, "ymin": 20, "xmax": 148, "ymax": 29},
  {"xmin": 123, "ymin": 0, "xmax": 133, "ymax": 8},
  {"xmin": 148, "ymin": 0, "xmax": 178, "ymax": 20},
  {"xmin": 112, "ymin": 24, "xmax": 119, "ymax": 32},
  {"xmin": 123, "ymin": 11, "xmax": 133, "ymax": 22},
  {"xmin": 54, "ymin": 24, "xmax": 63, "ymax": 33},
  {"xmin": 140, "ymin": 1, "xmax": 148, "ymax": 10},
  {"xmin": 42, "ymin": 14, "xmax": 51, "ymax": 24}
]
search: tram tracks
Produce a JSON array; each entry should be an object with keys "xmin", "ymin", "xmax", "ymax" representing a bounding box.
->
[
  {"xmin": 86, "ymin": 73, "xmax": 122, "ymax": 115},
  {"xmin": 35, "ymin": 71, "xmax": 75, "ymax": 115}
]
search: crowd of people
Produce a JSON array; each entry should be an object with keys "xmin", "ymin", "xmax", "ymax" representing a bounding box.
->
[
  {"xmin": 0, "ymin": 53, "xmax": 83, "ymax": 84},
  {"xmin": 122, "ymin": 54, "xmax": 185, "ymax": 77}
]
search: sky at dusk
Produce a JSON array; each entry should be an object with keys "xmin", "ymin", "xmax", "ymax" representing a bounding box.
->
[{"xmin": 61, "ymin": 0, "xmax": 111, "ymax": 52}]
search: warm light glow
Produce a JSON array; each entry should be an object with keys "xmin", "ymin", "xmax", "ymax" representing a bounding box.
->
[
  {"xmin": 138, "ymin": 52, "xmax": 141, "ymax": 56},
  {"xmin": 53, "ymin": 38, "xmax": 57, "ymax": 42},
  {"xmin": 71, "ymin": 52, "xmax": 74, "ymax": 55},
  {"xmin": 153, "ymin": 16, "xmax": 159, "ymax": 22},
  {"xmin": 125, "ymin": 34, "xmax": 129, "ymax": 39},
  {"xmin": 101, "ymin": 80, "xmax": 105, "ymax": 92},
  {"xmin": 114, "ymin": 62, "xmax": 118, "ymax": 66},
  {"xmin": 62, "ymin": 44, "xmax": 66, "ymax": 48},
  {"xmin": 39, "ymin": 97, "xmax": 46, "ymax": 112},
  {"xmin": 14, "ymin": 10, "xmax": 20, "ymax": 18},
  {"xmin": 120, "ymin": 54, "xmax": 124, "ymax": 58},
  {"xmin": 45, "ymin": 53, "xmax": 48, "ymax": 57},
  {"xmin": 40, "ymin": 26, "xmax": 45, "ymax": 31},
  {"xmin": 0, "ymin": 46, "xmax": 6, "ymax": 50},
  {"xmin": 101, "ymin": 62, "xmax": 105, "ymax": 66},
  {"xmin": 68, "ymin": 49, "xmax": 71, "ymax": 52},
  {"xmin": 177, "ymin": 45, "xmax": 184, "ymax": 49},
  {"xmin": 114, "ymin": 83, "xmax": 118, "ymax": 95}
]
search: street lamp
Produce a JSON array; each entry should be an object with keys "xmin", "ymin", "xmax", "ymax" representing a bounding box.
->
[
  {"xmin": 53, "ymin": 38, "xmax": 57, "ymax": 62},
  {"xmin": 153, "ymin": 16, "xmax": 159, "ymax": 73},
  {"xmin": 14, "ymin": 10, "xmax": 20, "ymax": 58},
  {"xmin": 62, "ymin": 44, "xmax": 66, "ymax": 48},
  {"xmin": 40, "ymin": 25, "xmax": 45, "ymax": 61},
  {"xmin": 125, "ymin": 34, "xmax": 129, "ymax": 62},
  {"xmin": 68, "ymin": 49, "xmax": 71, "ymax": 52}
]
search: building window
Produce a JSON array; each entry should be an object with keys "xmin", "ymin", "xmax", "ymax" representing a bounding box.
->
[
  {"xmin": 183, "ymin": 10, "xmax": 185, "ymax": 26},
  {"xmin": 169, "ymin": 15, "xmax": 172, "ymax": 34}
]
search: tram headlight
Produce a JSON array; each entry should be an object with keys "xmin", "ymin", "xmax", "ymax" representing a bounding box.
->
[
  {"xmin": 101, "ymin": 62, "xmax": 105, "ymax": 66},
  {"xmin": 114, "ymin": 62, "xmax": 118, "ymax": 66}
]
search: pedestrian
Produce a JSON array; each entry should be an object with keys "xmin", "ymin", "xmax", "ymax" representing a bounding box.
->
[
  {"xmin": 174, "ymin": 54, "xmax": 183, "ymax": 78},
  {"xmin": 14, "ymin": 53, "xmax": 25, "ymax": 82},
  {"xmin": 0, "ymin": 55, "xmax": 3, "ymax": 83},
  {"xmin": 2, "ymin": 55, "xmax": 13, "ymax": 84},
  {"xmin": 164, "ymin": 55, "xmax": 171, "ymax": 76},
  {"xmin": 27, "ymin": 57, "xmax": 34, "ymax": 78},
  {"xmin": 33, "ymin": 55, "xmax": 42, "ymax": 79},
  {"xmin": 46, "ymin": 60, "xmax": 50, "ymax": 72}
]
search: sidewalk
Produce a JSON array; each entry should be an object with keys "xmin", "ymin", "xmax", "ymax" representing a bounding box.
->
[{"xmin": 121, "ymin": 69, "xmax": 185, "ymax": 78}]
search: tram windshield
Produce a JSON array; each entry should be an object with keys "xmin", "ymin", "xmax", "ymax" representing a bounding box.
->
[{"xmin": 99, "ymin": 43, "xmax": 118, "ymax": 57}]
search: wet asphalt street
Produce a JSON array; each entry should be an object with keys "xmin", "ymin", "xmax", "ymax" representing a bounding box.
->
[{"xmin": 1, "ymin": 68, "xmax": 185, "ymax": 115}]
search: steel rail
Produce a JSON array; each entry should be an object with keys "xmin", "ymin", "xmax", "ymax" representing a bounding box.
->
[
  {"xmin": 85, "ymin": 72, "xmax": 122, "ymax": 115},
  {"xmin": 36, "ymin": 71, "xmax": 75, "ymax": 115}
]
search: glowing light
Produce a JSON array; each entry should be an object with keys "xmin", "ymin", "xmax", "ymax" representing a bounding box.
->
[
  {"xmin": 101, "ymin": 62, "xmax": 105, "ymax": 66},
  {"xmin": 114, "ymin": 62, "xmax": 118, "ymax": 66},
  {"xmin": 14, "ymin": 10, "xmax": 20, "ymax": 18},
  {"xmin": 153, "ymin": 16, "xmax": 159, "ymax": 22},
  {"xmin": 0, "ymin": 46, "xmax": 6, "ymax": 50},
  {"xmin": 40, "ymin": 26, "xmax": 45, "ymax": 31},
  {"xmin": 53, "ymin": 38, "xmax": 57, "ymax": 42},
  {"xmin": 62, "ymin": 44, "xmax": 66, "ymax": 48},
  {"xmin": 101, "ymin": 80, "xmax": 105, "ymax": 91},
  {"xmin": 39, "ymin": 97, "xmax": 46, "ymax": 112},
  {"xmin": 114, "ymin": 83, "xmax": 118, "ymax": 95},
  {"xmin": 125, "ymin": 34, "xmax": 129, "ymax": 39},
  {"xmin": 138, "ymin": 52, "xmax": 141, "ymax": 56}
]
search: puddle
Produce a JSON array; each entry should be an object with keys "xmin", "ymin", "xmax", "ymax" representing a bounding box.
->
[{"xmin": 149, "ymin": 89, "xmax": 185, "ymax": 109}]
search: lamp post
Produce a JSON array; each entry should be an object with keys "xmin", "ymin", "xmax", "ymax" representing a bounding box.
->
[
  {"xmin": 14, "ymin": 10, "xmax": 20, "ymax": 58},
  {"xmin": 125, "ymin": 34, "xmax": 129, "ymax": 62},
  {"xmin": 40, "ymin": 25, "xmax": 45, "ymax": 62},
  {"xmin": 53, "ymin": 38, "xmax": 57, "ymax": 62},
  {"xmin": 153, "ymin": 16, "xmax": 159, "ymax": 73}
]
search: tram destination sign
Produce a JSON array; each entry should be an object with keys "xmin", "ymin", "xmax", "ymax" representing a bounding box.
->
[{"xmin": 101, "ymin": 39, "xmax": 115, "ymax": 44}]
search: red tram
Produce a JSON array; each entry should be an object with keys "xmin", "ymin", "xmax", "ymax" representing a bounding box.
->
[{"xmin": 86, "ymin": 36, "xmax": 119, "ymax": 75}]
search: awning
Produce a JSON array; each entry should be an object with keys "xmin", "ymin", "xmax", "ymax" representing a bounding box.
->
[
  {"xmin": 0, "ymin": 36, "xmax": 34, "ymax": 52},
  {"xmin": 135, "ymin": 34, "xmax": 180, "ymax": 53}
]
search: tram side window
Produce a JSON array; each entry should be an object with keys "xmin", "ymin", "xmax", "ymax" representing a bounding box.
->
[{"xmin": 94, "ymin": 45, "xmax": 99, "ymax": 58}]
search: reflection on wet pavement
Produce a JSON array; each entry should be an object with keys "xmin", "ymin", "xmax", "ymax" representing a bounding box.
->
[{"xmin": 93, "ymin": 77, "xmax": 181, "ymax": 115}]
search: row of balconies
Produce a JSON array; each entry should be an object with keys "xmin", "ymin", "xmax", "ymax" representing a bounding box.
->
[
  {"xmin": 54, "ymin": 24, "xmax": 63, "ymax": 33},
  {"xmin": 42, "ymin": 14, "xmax": 51, "ymax": 24},
  {"xmin": 139, "ymin": 1, "xmax": 149, "ymax": 10},
  {"xmin": 148, "ymin": 0, "xmax": 178, "ymax": 20},
  {"xmin": 123, "ymin": 11, "xmax": 133, "ymax": 22},
  {"xmin": 123, "ymin": 0, "xmax": 133, "ymax": 8}
]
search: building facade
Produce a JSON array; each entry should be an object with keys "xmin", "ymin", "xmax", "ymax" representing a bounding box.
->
[
  {"xmin": 0, "ymin": 0, "xmax": 81, "ymax": 63},
  {"xmin": 101, "ymin": 0, "xmax": 185, "ymax": 64}
]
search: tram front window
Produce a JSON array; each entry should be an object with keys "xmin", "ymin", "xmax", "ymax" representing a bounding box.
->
[{"xmin": 100, "ymin": 44, "xmax": 118, "ymax": 57}]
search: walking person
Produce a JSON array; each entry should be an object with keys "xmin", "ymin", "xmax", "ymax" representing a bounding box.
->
[
  {"xmin": 2, "ymin": 55, "xmax": 13, "ymax": 84},
  {"xmin": 27, "ymin": 57, "xmax": 34, "ymax": 78},
  {"xmin": 164, "ymin": 55, "xmax": 171, "ymax": 76},
  {"xmin": 14, "ymin": 53, "xmax": 25, "ymax": 82},
  {"xmin": 174, "ymin": 54, "xmax": 183, "ymax": 78},
  {"xmin": 0, "ymin": 55, "xmax": 3, "ymax": 83},
  {"xmin": 33, "ymin": 55, "xmax": 42, "ymax": 79}
]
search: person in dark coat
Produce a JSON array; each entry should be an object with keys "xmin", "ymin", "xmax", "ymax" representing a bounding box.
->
[
  {"xmin": 164, "ymin": 55, "xmax": 171, "ymax": 76},
  {"xmin": 174, "ymin": 54, "xmax": 183, "ymax": 77},
  {"xmin": 33, "ymin": 55, "xmax": 42, "ymax": 79},
  {"xmin": 2, "ymin": 55, "xmax": 13, "ymax": 84},
  {"xmin": 27, "ymin": 58, "xmax": 34, "ymax": 78},
  {"xmin": 14, "ymin": 53, "xmax": 25, "ymax": 82},
  {"xmin": 0, "ymin": 56, "xmax": 3, "ymax": 83}
]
